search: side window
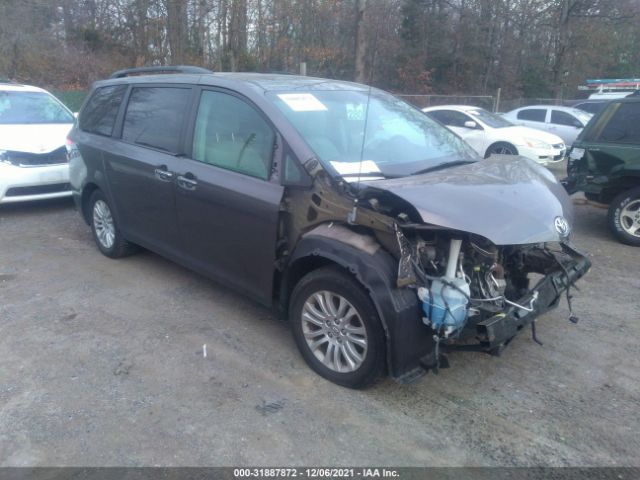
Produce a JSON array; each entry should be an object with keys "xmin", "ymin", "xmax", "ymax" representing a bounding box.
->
[
  {"xmin": 283, "ymin": 151, "xmax": 304, "ymax": 183},
  {"xmin": 79, "ymin": 85, "xmax": 127, "ymax": 136},
  {"xmin": 192, "ymin": 90, "xmax": 275, "ymax": 180},
  {"xmin": 598, "ymin": 103, "xmax": 640, "ymax": 144},
  {"xmin": 122, "ymin": 87, "xmax": 191, "ymax": 153},
  {"xmin": 551, "ymin": 110, "xmax": 581, "ymax": 127},
  {"xmin": 428, "ymin": 110, "xmax": 471, "ymax": 128},
  {"xmin": 517, "ymin": 108, "xmax": 546, "ymax": 122}
]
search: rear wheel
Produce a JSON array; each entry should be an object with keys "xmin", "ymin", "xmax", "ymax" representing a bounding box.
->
[
  {"xmin": 89, "ymin": 190, "xmax": 137, "ymax": 258},
  {"xmin": 608, "ymin": 187, "xmax": 640, "ymax": 246},
  {"xmin": 289, "ymin": 266, "xmax": 386, "ymax": 388},
  {"xmin": 485, "ymin": 142, "xmax": 518, "ymax": 157}
]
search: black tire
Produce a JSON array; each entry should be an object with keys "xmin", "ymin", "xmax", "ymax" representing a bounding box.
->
[
  {"xmin": 88, "ymin": 190, "xmax": 137, "ymax": 258},
  {"xmin": 289, "ymin": 266, "xmax": 386, "ymax": 388},
  {"xmin": 485, "ymin": 142, "xmax": 518, "ymax": 158},
  {"xmin": 607, "ymin": 187, "xmax": 640, "ymax": 246}
]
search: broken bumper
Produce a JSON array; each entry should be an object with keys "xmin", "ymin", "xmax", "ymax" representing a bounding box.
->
[{"xmin": 476, "ymin": 243, "xmax": 591, "ymax": 350}]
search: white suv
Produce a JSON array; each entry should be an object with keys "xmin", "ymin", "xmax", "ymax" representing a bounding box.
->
[{"xmin": 0, "ymin": 82, "xmax": 75, "ymax": 203}]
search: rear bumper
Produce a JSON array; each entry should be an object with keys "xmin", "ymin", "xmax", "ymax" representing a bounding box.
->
[
  {"xmin": 0, "ymin": 163, "xmax": 71, "ymax": 204},
  {"xmin": 560, "ymin": 176, "xmax": 578, "ymax": 195},
  {"xmin": 476, "ymin": 243, "xmax": 591, "ymax": 349}
]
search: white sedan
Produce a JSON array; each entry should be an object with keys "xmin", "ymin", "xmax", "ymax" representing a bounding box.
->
[
  {"xmin": 502, "ymin": 105, "xmax": 593, "ymax": 146},
  {"xmin": 0, "ymin": 83, "xmax": 74, "ymax": 204},
  {"xmin": 422, "ymin": 105, "xmax": 566, "ymax": 165}
]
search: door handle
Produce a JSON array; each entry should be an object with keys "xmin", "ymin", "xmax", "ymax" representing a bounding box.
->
[
  {"xmin": 177, "ymin": 175, "xmax": 197, "ymax": 191},
  {"xmin": 154, "ymin": 166, "xmax": 174, "ymax": 181}
]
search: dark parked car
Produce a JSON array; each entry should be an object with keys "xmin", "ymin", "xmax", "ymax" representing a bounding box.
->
[
  {"xmin": 67, "ymin": 66, "xmax": 590, "ymax": 388},
  {"xmin": 572, "ymin": 101, "xmax": 609, "ymax": 115},
  {"xmin": 565, "ymin": 97, "xmax": 640, "ymax": 246}
]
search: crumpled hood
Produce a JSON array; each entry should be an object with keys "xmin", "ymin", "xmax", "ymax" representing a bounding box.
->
[
  {"xmin": 0, "ymin": 124, "xmax": 73, "ymax": 153},
  {"xmin": 365, "ymin": 155, "xmax": 574, "ymax": 245}
]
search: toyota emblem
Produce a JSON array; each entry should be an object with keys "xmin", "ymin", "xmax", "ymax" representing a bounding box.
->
[{"xmin": 554, "ymin": 216, "xmax": 570, "ymax": 237}]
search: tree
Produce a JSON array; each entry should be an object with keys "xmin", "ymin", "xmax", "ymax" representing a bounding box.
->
[
  {"xmin": 354, "ymin": 0, "xmax": 367, "ymax": 82},
  {"xmin": 166, "ymin": 0, "xmax": 188, "ymax": 64}
]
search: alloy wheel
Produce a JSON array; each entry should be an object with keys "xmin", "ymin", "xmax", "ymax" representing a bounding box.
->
[
  {"xmin": 301, "ymin": 291, "xmax": 368, "ymax": 373},
  {"xmin": 93, "ymin": 199, "xmax": 116, "ymax": 249},
  {"xmin": 494, "ymin": 145, "xmax": 516, "ymax": 155},
  {"xmin": 619, "ymin": 199, "xmax": 640, "ymax": 238}
]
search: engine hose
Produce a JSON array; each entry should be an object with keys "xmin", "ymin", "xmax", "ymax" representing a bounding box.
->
[
  {"xmin": 543, "ymin": 246, "xmax": 579, "ymax": 323},
  {"xmin": 410, "ymin": 259, "xmax": 471, "ymax": 301}
]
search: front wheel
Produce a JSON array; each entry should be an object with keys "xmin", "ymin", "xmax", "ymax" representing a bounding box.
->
[
  {"xmin": 607, "ymin": 187, "xmax": 640, "ymax": 246},
  {"xmin": 485, "ymin": 142, "xmax": 518, "ymax": 157},
  {"xmin": 289, "ymin": 267, "xmax": 386, "ymax": 388}
]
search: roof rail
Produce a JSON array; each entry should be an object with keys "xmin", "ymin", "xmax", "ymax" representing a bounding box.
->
[{"xmin": 109, "ymin": 65, "xmax": 213, "ymax": 79}]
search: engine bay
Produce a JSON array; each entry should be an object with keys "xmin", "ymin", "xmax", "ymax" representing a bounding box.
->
[{"xmin": 396, "ymin": 227, "xmax": 589, "ymax": 354}]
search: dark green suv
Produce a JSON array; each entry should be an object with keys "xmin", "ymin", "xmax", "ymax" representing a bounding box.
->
[{"xmin": 565, "ymin": 98, "xmax": 640, "ymax": 246}]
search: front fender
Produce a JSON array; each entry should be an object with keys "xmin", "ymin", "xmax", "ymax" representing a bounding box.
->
[{"xmin": 284, "ymin": 224, "xmax": 435, "ymax": 382}]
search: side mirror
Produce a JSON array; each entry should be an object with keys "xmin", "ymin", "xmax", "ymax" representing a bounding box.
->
[{"xmin": 464, "ymin": 120, "xmax": 478, "ymax": 129}]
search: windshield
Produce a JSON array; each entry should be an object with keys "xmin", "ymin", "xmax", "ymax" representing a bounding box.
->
[
  {"xmin": 0, "ymin": 91, "xmax": 74, "ymax": 125},
  {"xmin": 268, "ymin": 89, "xmax": 478, "ymax": 178},
  {"xmin": 465, "ymin": 108, "xmax": 513, "ymax": 128}
]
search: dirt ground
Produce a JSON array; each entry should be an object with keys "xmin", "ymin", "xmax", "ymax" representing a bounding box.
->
[{"xmin": 1, "ymin": 182, "xmax": 638, "ymax": 466}]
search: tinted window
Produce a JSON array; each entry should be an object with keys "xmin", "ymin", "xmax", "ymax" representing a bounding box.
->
[
  {"xmin": 575, "ymin": 102, "xmax": 607, "ymax": 115},
  {"xmin": 192, "ymin": 91, "xmax": 275, "ymax": 180},
  {"xmin": 598, "ymin": 103, "xmax": 640, "ymax": 144},
  {"xmin": 0, "ymin": 91, "xmax": 74, "ymax": 125},
  {"xmin": 427, "ymin": 110, "xmax": 472, "ymax": 128},
  {"xmin": 551, "ymin": 110, "xmax": 581, "ymax": 127},
  {"xmin": 79, "ymin": 85, "xmax": 127, "ymax": 135},
  {"xmin": 517, "ymin": 108, "xmax": 546, "ymax": 122},
  {"xmin": 122, "ymin": 87, "xmax": 191, "ymax": 153}
]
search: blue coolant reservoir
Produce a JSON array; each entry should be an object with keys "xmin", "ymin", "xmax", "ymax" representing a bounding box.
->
[{"xmin": 419, "ymin": 277, "xmax": 470, "ymax": 337}]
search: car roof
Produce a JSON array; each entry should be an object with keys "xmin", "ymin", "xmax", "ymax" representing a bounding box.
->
[
  {"xmin": 93, "ymin": 72, "xmax": 369, "ymax": 94},
  {"xmin": 0, "ymin": 83, "xmax": 49, "ymax": 93},
  {"xmin": 510, "ymin": 105, "xmax": 590, "ymax": 113},
  {"xmin": 574, "ymin": 100, "xmax": 608, "ymax": 104}
]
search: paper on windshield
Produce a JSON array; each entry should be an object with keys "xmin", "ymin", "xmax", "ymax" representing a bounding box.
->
[
  {"xmin": 330, "ymin": 160, "xmax": 384, "ymax": 182},
  {"xmin": 277, "ymin": 93, "xmax": 328, "ymax": 112}
]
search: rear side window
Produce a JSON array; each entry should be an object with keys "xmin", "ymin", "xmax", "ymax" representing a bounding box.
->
[
  {"xmin": 122, "ymin": 87, "xmax": 191, "ymax": 153},
  {"xmin": 551, "ymin": 110, "xmax": 581, "ymax": 127},
  {"xmin": 598, "ymin": 103, "xmax": 640, "ymax": 144},
  {"xmin": 517, "ymin": 109, "xmax": 546, "ymax": 122},
  {"xmin": 79, "ymin": 85, "xmax": 127, "ymax": 136}
]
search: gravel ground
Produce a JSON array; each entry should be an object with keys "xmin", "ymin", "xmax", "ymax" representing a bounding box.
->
[{"xmin": 0, "ymin": 184, "xmax": 638, "ymax": 466}]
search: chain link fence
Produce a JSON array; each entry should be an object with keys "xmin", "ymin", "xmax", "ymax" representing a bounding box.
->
[
  {"xmin": 52, "ymin": 90, "xmax": 87, "ymax": 112},
  {"xmin": 50, "ymin": 89, "xmax": 581, "ymax": 116}
]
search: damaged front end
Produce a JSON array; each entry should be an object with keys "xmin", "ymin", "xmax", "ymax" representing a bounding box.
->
[
  {"xmin": 396, "ymin": 226, "xmax": 590, "ymax": 370},
  {"xmin": 281, "ymin": 156, "xmax": 591, "ymax": 382}
]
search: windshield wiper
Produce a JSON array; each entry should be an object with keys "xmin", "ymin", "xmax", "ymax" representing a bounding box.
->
[{"xmin": 410, "ymin": 160, "xmax": 476, "ymax": 176}]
